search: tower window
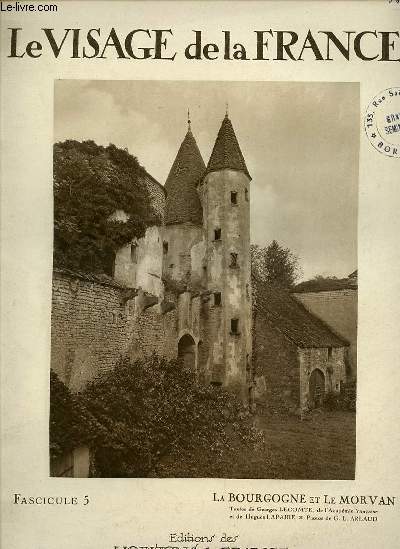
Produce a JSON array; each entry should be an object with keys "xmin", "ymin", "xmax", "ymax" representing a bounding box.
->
[
  {"xmin": 230, "ymin": 252, "xmax": 238, "ymax": 268},
  {"xmin": 328, "ymin": 347, "xmax": 333, "ymax": 359},
  {"xmin": 130, "ymin": 244, "xmax": 137, "ymax": 263},
  {"xmin": 163, "ymin": 241, "xmax": 168, "ymax": 254},
  {"xmin": 245, "ymin": 188, "xmax": 249, "ymax": 202},
  {"xmin": 230, "ymin": 318, "xmax": 240, "ymax": 335},
  {"xmin": 214, "ymin": 228, "xmax": 221, "ymax": 241},
  {"xmin": 210, "ymin": 381, "xmax": 222, "ymax": 387},
  {"xmin": 214, "ymin": 292, "xmax": 222, "ymax": 306},
  {"xmin": 231, "ymin": 191, "xmax": 238, "ymax": 205}
]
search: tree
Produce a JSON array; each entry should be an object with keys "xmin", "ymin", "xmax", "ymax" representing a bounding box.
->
[
  {"xmin": 53, "ymin": 140, "xmax": 161, "ymax": 274},
  {"xmin": 251, "ymin": 240, "xmax": 302, "ymax": 288},
  {"xmin": 294, "ymin": 274, "xmax": 356, "ymax": 293}
]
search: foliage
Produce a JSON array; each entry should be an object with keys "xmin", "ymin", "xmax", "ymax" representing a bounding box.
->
[
  {"xmin": 54, "ymin": 140, "xmax": 160, "ymax": 274},
  {"xmin": 323, "ymin": 382, "xmax": 357, "ymax": 412},
  {"xmin": 323, "ymin": 391, "xmax": 340, "ymax": 411},
  {"xmin": 49, "ymin": 370, "xmax": 88, "ymax": 460},
  {"xmin": 295, "ymin": 274, "xmax": 357, "ymax": 293},
  {"xmin": 49, "ymin": 357, "xmax": 265, "ymax": 478},
  {"xmin": 251, "ymin": 240, "xmax": 302, "ymax": 288}
]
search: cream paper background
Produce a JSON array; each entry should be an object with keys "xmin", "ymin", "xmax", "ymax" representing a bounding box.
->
[{"xmin": 1, "ymin": 1, "xmax": 399, "ymax": 548}]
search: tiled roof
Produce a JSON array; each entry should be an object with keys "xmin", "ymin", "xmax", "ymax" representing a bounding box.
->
[
  {"xmin": 254, "ymin": 278, "xmax": 348, "ymax": 348},
  {"xmin": 164, "ymin": 129, "xmax": 205, "ymax": 225},
  {"xmin": 206, "ymin": 115, "xmax": 250, "ymax": 178}
]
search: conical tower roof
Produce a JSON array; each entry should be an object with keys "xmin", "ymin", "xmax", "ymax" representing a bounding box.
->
[
  {"xmin": 165, "ymin": 126, "xmax": 205, "ymax": 225},
  {"xmin": 206, "ymin": 114, "xmax": 251, "ymax": 179}
]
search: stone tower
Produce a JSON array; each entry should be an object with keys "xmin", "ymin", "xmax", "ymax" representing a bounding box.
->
[
  {"xmin": 198, "ymin": 114, "xmax": 252, "ymax": 401},
  {"xmin": 163, "ymin": 119, "xmax": 205, "ymax": 287}
]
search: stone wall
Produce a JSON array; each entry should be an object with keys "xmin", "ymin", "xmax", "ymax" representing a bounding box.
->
[
  {"xmin": 143, "ymin": 171, "xmax": 166, "ymax": 223},
  {"xmin": 293, "ymin": 289, "xmax": 357, "ymax": 378},
  {"xmin": 198, "ymin": 293, "xmax": 225, "ymax": 384},
  {"xmin": 252, "ymin": 313, "xmax": 300, "ymax": 413},
  {"xmin": 51, "ymin": 270, "xmax": 177, "ymax": 392},
  {"xmin": 298, "ymin": 347, "xmax": 346, "ymax": 412},
  {"xmin": 114, "ymin": 225, "xmax": 164, "ymax": 296},
  {"xmin": 199, "ymin": 169, "xmax": 252, "ymax": 400},
  {"xmin": 163, "ymin": 223, "xmax": 203, "ymax": 286}
]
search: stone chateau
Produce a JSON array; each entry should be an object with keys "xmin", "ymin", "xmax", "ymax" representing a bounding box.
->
[{"xmin": 51, "ymin": 113, "xmax": 353, "ymax": 475}]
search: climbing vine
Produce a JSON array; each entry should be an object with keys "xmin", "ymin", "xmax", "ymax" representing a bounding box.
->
[{"xmin": 53, "ymin": 140, "xmax": 161, "ymax": 274}]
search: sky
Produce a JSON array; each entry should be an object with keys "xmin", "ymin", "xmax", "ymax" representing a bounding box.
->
[{"xmin": 54, "ymin": 80, "xmax": 358, "ymax": 281}]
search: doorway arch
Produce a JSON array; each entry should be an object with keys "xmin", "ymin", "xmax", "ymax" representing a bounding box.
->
[
  {"xmin": 178, "ymin": 334, "xmax": 196, "ymax": 372},
  {"xmin": 309, "ymin": 368, "xmax": 325, "ymax": 408}
]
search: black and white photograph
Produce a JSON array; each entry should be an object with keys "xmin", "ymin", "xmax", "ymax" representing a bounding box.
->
[
  {"xmin": 50, "ymin": 80, "xmax": 358, "ymax": 479},
  {"xmin": 2, "ymin": 1, "xmax": 400, "ymax": 548}
]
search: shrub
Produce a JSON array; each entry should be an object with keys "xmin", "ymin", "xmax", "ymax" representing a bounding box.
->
[
  {"xmin": 50, "ymin": 356, "xmax": 264, "ymax": 478},
  {"xmin": 323, "ymin": 391, "xmax": 340, "ymax": 411},
  {"xmin": 49, "ymin": 370, "xmax": 88, "ymax": 460},
  {"xmin": 323, "ymin": 383, "xmax": 357, "ymax": 412}
]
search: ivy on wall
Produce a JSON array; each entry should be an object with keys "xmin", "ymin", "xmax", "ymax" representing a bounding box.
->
[{"xmin": 54, "ymin": 140, "xmax": 161, "ymax": 275}]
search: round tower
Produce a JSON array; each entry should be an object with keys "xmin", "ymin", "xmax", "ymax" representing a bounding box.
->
[
  {"xmin": 198, "ymin": 113, "xmax": 252, "ymax": 401},
  {"xmin": 163, "ymin": 117, "xmax": 205, "ymax": 289}
]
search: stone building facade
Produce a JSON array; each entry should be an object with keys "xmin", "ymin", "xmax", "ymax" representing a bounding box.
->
[
  {"xmin": 51, "ymin": 114, "xmax": 351, "ymax": 475},
  {"xmin": 253, "ymin": 279, "xmax": 349, "ymax": 414},
  {"xmin": 52, "ymin": 114, "xmax": 253, "ymax": 404},
  {"xmin": 293, "ymin": 272, "xmax": 357, "ymax": 379}
]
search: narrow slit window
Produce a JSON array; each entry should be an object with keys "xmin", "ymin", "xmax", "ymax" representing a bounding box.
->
[
  {"xmin": 245, "ymin": 188, "xmax": 249, "ymax": 202},
  {"xmin": 214, "ymin": 228, "xmax": 221, "ymax": 241},
  {"xmin": 163, "ymin": 241, "xmax": 168, "ymax": 254},
  {"xmin": 328, "ymin": 347, "xmax": 333, "ymax": 359},
  {"xmin": 130, "ymin": 244, "xmax": 137, "ymax": 263},
  {"xmin": 230, "ymin": 252, "xmax": 238, "ymax": 267},
  {"xmin": 231, "ymin": 191, "xmax": 238, "ymax": 205},
  {"xmin": 214, "ymin": 292, "xmax": 222, "ymax": 306},
  {"xmin": 231, "ymin": 318, "xmax": 239, "ymax": 334}
]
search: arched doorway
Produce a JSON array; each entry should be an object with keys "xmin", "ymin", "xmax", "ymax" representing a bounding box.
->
[
  {"xmin": 178, "ymin": 334, "xmax": 196, "ymax": 372},
  {"xmin": 309, "ymin": 369, "xmax": 325, "ymax": 408}
]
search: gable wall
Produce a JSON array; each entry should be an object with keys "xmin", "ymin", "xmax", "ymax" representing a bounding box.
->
[{"xmin": 293, "ymin": 289, "xmax": 357, "ymax": 378}]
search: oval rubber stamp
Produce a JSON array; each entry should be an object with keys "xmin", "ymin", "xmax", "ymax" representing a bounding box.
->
[{"xmin": 364, "ymin": 87, "xmax": 400, "ymax": 158}]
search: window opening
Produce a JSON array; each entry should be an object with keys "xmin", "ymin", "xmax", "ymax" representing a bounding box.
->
[
  {"xmin": 230, "ymin": 318, "xmax": 239, "ymax": 334},
  {"xmin": 130, "ymin": 244, "xmax": 137, "ymax": 263}
]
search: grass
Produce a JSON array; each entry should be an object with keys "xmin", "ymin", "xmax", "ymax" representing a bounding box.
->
[
  {"xmin": 156, "ymin": 408, "xmax": 356, "ymax": 479},
  {"xmin": 248, "ymin": 409, "xmax": 356, "ymax": 480}
]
